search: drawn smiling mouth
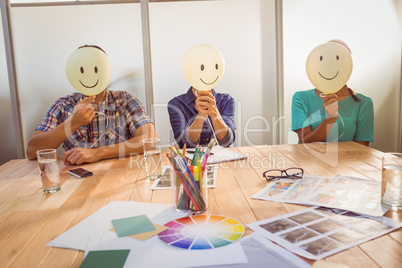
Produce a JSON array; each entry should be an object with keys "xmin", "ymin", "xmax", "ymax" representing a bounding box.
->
[
  {"xmin": 200, "ymin": 76, "xmax": 219, "ymax": 85},
  {"xmin": 79, "ymin": 80, "xmax": 99, "ymax": 88},
  {"xmin": 318, "ymin": 71, "xmax": 339, "ymax": 80}
]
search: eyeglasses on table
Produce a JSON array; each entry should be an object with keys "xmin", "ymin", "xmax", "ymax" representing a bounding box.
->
[{"xmin": 263, "ymin": 167, "xmax": 304, "ymax": 182}]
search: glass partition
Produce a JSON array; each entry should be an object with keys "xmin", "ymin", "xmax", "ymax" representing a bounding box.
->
[
  {"xmin": 149, "ymin": 0, "xmax": 279, "ymax": 147},
  {"xmin": 10, "ymin": 3, "xmax": 145, "ymax": 154},
  {"xmin": 0, "ymin": 11, "xmax": 18, "ymax": 164}
]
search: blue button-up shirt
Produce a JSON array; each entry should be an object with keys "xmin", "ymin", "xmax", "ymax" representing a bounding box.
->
[{"xmin": 167, "ymin": 87, "xmax": 236, "ymax": 148}]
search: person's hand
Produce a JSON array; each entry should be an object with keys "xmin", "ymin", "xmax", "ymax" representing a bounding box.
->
[
  {"xmin": 71, "ymin": 96, "xmax": 96, "ymax": 129},
  {"xmin": 195, "ymin": 91, "xmax": 219, "ymax": 119},
  {"xmin": 63, "ymin": 147, "xmax": 99, "ymax": 165},
  {"xmin": 323, "ymin": 94, "xmax": 339, "ymax": 119}
]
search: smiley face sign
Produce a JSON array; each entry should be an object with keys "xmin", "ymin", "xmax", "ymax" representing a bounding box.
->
[
  {"xmin": 65, "ymin": 46, "xmax": 112, "ymax": 96},
  {"xmin": 306, "ymin": 41, "xmax": 353, "ymax": 94},
  {"xmin": 182, "ymin": 44, "xmax": 225, "ymax": 91}
]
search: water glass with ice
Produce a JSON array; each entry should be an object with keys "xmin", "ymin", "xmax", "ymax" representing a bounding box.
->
[{"xmin": 36, "ymin": 149, "xmax": 61, "ymax": 193}]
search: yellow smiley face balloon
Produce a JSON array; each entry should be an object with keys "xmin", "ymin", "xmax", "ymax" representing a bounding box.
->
[
  {"xmin": 182, "ymin": 44, "xmax": 225, "ymax": 91},
  {"xmin": 306, "ymin": 41, "xmax": 353, "ymax": 94},
  {"xmin": 65, "ymin": 46, "xmax": 112, "ymax": 96}
]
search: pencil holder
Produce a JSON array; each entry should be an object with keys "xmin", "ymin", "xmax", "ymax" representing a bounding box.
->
[{"xmin": 171, "ymin": 167, "xmax": 208, "ymax": 214}]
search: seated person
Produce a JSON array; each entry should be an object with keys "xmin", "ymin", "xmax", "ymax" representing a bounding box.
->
[
  {"xmin": 292, "ymin": 40, "xmax": 374, "ymax": 146},
  {"xmin": 168, "ymin": 87, "xmax": 235, "ymax": 148},
  {"xmin": 168, "ymin": 44, "xmax": 236, "ymax": 148},
  {"xmin": 26, "ymin": 45, "xmax": 156, "ymax": 164}
]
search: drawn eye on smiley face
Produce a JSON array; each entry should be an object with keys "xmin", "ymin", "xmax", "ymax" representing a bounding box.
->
[
  {"xmin": 182, "ymin": 44, "xmax": 225, "ymax": 91},
  {"xmin": 306, "ymin": 41, "xmax": 353, "ymax": 94},
  {"xmin": 66, "ymin": 46, "xmax": 112, "ymax": 96}
]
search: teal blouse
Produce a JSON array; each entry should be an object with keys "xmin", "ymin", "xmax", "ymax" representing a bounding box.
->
[{"xmin": 291, "ymin": 89, "xmax": 374, "ymax": 142}]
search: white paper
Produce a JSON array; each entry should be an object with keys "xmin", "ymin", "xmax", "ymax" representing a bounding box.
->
[
  {"xmin": 304, "ymin": 175, "xmax": 387, "ymax": 216},
  {"xmin": 47, "ymin": 201, "xmax": 188, "ymax": 250},
  {"xmin": 150, "ymin": 165, "xmax": 218, "ymax": 190},
  {"xmin": 248, "ymin": 206, "xmax": 402, "ymax": 260},
  {"xmin": 253, "ymin": 174, "xmax": 332, "ymax": 203},
  {"xmin": 193, "ymin": 233, "xmax": 310, "ymax": 268},
  {"xmin": 86, "ymin": 230, "xmax": 248, "ymax": 268},
  {"xmin": 185, "ymin": 146, "xmax": 247, "ymax": 164},
  {"xmin": 252, "ymin": 174, "xmax": 388, "ymax": 217}
]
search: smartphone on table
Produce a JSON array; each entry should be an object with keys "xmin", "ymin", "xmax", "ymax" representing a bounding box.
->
[{"xmin": 67, "ymin": 168, "xmax": 93, "ymax": 178}]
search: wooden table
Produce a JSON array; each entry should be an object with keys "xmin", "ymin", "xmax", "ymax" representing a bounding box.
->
[{"xmin": 0, "ymin": 142, "xmax": 401, "ymax": 267}]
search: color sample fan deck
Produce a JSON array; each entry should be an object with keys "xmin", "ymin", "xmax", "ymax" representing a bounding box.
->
[{"xmin": 158, "ymin": 215, "xmax": 244, "ymax": 250}]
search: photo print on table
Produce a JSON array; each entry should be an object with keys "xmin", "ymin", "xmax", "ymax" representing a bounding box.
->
[
  {"xmin": 279, "ymin": 228, "xmax": 319, "ymax": 244},
  {"xmin": 247, "ymin": 206, "xmax": 402, "ymax": 260},
  {"xmin": 259, "ymin": 219, "xmax": 298, "ymax": 234}
]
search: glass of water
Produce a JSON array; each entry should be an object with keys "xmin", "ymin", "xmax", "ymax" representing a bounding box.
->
[
  {"xmin": 36, "ymin": 149, "xmax": 61, "ymax": 193},
  {"xmin": 381, "ymin": 152, "xmax": 402, "ymax": 210},
  {"xmin": 142, "ymin": 138, "xmax": 162, "ymax": 180}
]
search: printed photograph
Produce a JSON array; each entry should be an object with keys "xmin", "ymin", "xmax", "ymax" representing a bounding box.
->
[
  {"xmin": 309, "ymin": 193, "xmax": 336, "ymax": 204},
  {"xmin": 357, "ymin": 218, "xmax": 393, "ymax": 233},
  {"xmin": 283, "ymin": 191, "xmax": 303, "ymax": 200},
  {"xmin": 329, "ymin": 228, "xmax": 369, "ymax": 245},
  {"xmin": 280, "ymin": 227, "xmax": 318, "ymax": 243},
  {"xmin": 331, "ymin": 213, "xmax": 366, "ymax": 225},
  {"xmin": 292, "ymin": 183, "xmax": 313, "ymax": 192},
  {"xmin": 150, "ymin": 165, "xmax": 218, "ymax": 190},
  {"xmin": 259, "ymin": 219, "xmax": 298, "ymax": 234},
  {"xmin": 306, "ymin": 219, "xmax": 345, "ymax": 234},
  {"xmin": 271, "ymin": 181, "xmax": 292, "ymax": 191},
  {"xmin": 301, "ymin": 237, "xmax": 342, "ymax": 256},
  {"xmin": 288, "ymin": 211, "xmax": 323, "ymax": 225},
  {"xmin": 315, "ymin": 207, "xmax": 346, "ymax": 216}
]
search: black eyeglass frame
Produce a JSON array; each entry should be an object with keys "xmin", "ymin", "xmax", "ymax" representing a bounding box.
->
[{"xmin": 263, "ymin": 167, "xmax": 304, "ymax": 182}]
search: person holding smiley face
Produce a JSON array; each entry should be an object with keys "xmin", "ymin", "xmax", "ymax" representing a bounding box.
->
[
  {"xmin": 26, "ymin": 45, "xmax": 157, "ymax": 164},
  {"xmin": 168, "ymin": 44, "xmax": 236, "ymax": 148},
  {"xmin": 292, "ymin": 40, "xmax": 374, "ymax": 146}
]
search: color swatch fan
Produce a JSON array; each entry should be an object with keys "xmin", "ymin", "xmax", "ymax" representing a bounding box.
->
[{"xmin": 158, "ymin": 215, "xmax": 244, "ymax": 250}]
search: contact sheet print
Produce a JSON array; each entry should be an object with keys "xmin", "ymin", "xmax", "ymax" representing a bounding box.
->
[
  {"xmin": 252, "ymin": 174, "xmax": 387, "ymax": 216},
  {"xmin": 305, "ymin": 175, "xmax": 387, "ymax": 216},
  {"xmin": 252, "ymin": 174, "xmax": 331, "ymax": 203},
  {"xmin": 150, "ymin": 165, "xmax": 218, "ymax": 190},
  {"xmin": 247, "ymin": 206, "xmax": 402, "ymax": 260}
]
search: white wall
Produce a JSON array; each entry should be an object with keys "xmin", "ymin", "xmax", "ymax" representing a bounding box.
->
[
  {"xmin": 150, "ymin": 0, "xmax": 278, "ymax": 147},
  {"xmin": 282, "ymin": 0, "xmax": 402, "ymax": 152},
  {"xmin": 10, "ymin": 3, "xmax": 145, "ymax": 156},
  {"xmin": 8, "ymin": 0, "xmax": 278, "ymax": 157},
  {"xmin": 0, "ymin": 12, "xmax": 18, "ymax": 164}
]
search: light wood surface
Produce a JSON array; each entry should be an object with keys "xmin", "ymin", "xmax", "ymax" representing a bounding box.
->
[{"xmin": 0, "ymin": 141, "xmax": 401, "ymax": 267}]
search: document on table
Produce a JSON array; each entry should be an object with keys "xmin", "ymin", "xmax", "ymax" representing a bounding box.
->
[
  {"xmin": 150, "ymin": 165, "xmax": 218, "ymax": 190},
  {"xmin": 247, "ymin": 206, "xmax": 402, "ymax": 260},
  {"xmin": 84, "ymin": 229, "xmax": 247, "ymax": 268},
  {"xmin": 185, "ymin": 146, "xmax": 247, "ymax": 164},
  {"xmin": 47, "ymin": 201, "xmax": 187, "ymax": 251},
  {"xmin": 252, "ymin": 174, "xmax": 388, "ymax": 217},
  {"xmin": 195, "ymin": 233, "xmax": 310, "ymax": 268},
  {"xmin": 47, "ymin": 201, "xmax": 248, "ymax": 267}
]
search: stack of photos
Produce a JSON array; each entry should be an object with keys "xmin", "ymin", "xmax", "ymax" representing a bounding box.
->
[
  {"xmin": 150, "ymin": 165, "xmax": 218, "ymax": 190},
  {"xmin": 252, "ymin": 174, "xmax": 387, "ymax": 216},
  {"xmin": 247, "ymin": 206, "xmax": 402, "ymax": 260}
]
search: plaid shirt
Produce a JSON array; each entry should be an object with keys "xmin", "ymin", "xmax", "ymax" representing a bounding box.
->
[{"xmin": 35, "ymin": 90, "xmax": 153, "ymax": 151}]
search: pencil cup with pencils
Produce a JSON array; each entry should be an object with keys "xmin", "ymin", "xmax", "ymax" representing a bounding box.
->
[{"xmin": 171, "ymin": 168, "xmax": 208, "ymax": 214}]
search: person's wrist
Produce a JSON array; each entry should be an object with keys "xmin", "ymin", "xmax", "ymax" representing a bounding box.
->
[
  {"xmin": 65, "ymin": 117, "xmax": 80, "ymax": 134},
  {"xmin": 196, "ymin": 114, "xmax": 207, "ymax": 121},
  {"xmin": 210, "ymin": 110, "xmax": 221, "ymax": 121},
  {"xmin": 325, "ymin": 114, "xmax": 338, "ymax": 122},
  {"xmin": 211, "ymin": 114, "xmax": 222, "ymax": 121}
]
